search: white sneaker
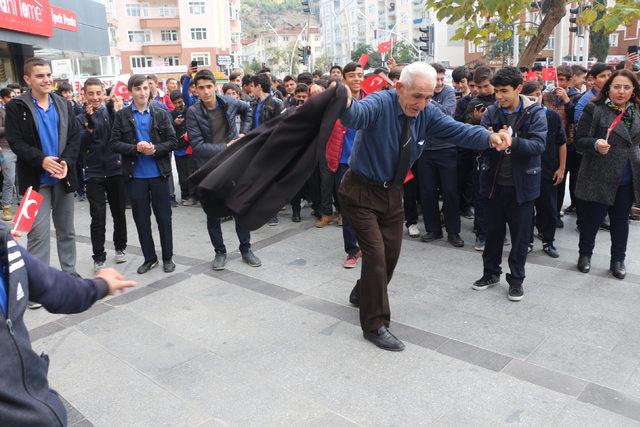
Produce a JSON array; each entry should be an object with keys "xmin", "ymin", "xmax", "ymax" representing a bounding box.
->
[
  {"xmin": 407, "ymin": 224, "xmax": 420, "ymax": 237},
  {"xmin": 94, "ymin": 260, "xmax": 105, "ymax": 272},
  {"xmin": 114, "ymin": 250, "xmax": 127, "ymax": 264}
]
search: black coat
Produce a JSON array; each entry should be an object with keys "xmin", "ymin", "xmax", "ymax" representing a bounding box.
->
[
  {"xmin": 5, "ymin": 91, "xmax": 81, "ymax": 193},
  {"xmin": 110, "ymin": 104, "xmax": 177, "ymax": 179},
  {"xmin": 78, "ymin": 106, "xmax": 123, "ymax": 178},
  {"xmin": 190, "ymin": 85, "xmax": 348, "ymax": 230}
]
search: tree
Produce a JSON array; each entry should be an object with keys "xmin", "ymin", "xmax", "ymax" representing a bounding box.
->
[
  {"xmin": 314, "ymin": 54, "xmax": 333, "ymax": 74},
  {"xmin": 350, "ymin": 43, "xmax": 382, "ymax": 69},
  {"xmin": 243, "ymin": 58, "xmax": 262, "ymax": 74},
  {"xmin": 424, "ymin": 0, "xmax": 640, "ymax": 67},
  {"xmin": 486, "ymin": 22, "xmax": 527, "ymax": 66},
  {"xmin": 391, "ymin": 41, "xmax": 418, "ymax": 64},
  {"xmin": 589, "ymin": 0, "xmax": 610, "ymax": 62}
]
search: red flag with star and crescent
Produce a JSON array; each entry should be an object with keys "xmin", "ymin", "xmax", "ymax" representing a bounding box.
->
[
  {"xmin": 111, "ymin": 74, "xmax": 131, "ymax": 100},
  {"xmin": 12, "ymin": 187, "xmax": 43, "ymax": 232},
  {"xmin": 378, "ymin": 39, "xmax": 393, "ymax": 53},
  {"xmin": 361, "ymin": 73, "xmax": 389, "ymax": 93}
]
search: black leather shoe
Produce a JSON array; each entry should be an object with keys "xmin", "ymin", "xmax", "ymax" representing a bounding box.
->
[
  {"xmin": 137, "ymin": 260, "xmax": 158, "ymax": 274},
  {"xmin": 600, "ymin": 222, "xmax": 610, "ymax": 231},
  {"xmin": 242, "ymin": 250, "xmax": 262, "ymax": 267},
  {"xmin": 363, "ymin": 326, "xmax": 405, "ymax": 351},
  {"xmin": 421, "ymin": 231, "xmax": 443, "ymax": 243},
  {"xmin": 577, "ymin": 255, "xmax": 591, "ymax": 273},
  {"xmin": 447, "ymin": 233, "xmax": 464, "ymax": 247},
  {"xmin": 610, "ymin": 261, "xmax": 626, "ymax": 279},
  {"xmin": 543, "ymin": 244, "xmax": 559, "ymax": 258},
  {"xmin": 349, "ymin": 283, "xmax": 359, "ymax": 307},
  {"xmin": 212, "ymin": 253, "xmax": 227, "ymax": 270},
  {"xmin": 163, "ymin": 259, "xmax": 176, "ymax": 273}
]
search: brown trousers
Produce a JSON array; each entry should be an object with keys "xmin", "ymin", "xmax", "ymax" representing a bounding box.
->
[{"xmin": 338, "ymin": 170, "xmax": 404, "ymax": 332}]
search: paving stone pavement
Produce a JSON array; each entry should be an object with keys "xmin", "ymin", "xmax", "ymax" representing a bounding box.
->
[{"xmin": 19, "ymin": 195, "xmax": 640, "ymax": 426}]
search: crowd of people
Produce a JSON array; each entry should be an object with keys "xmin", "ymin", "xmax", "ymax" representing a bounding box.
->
[{"xmin": 1, "ymin": 51, "xmax": 640, "ymax": 424}]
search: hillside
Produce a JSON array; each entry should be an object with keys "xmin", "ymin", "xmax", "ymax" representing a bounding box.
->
[{"xmin": 241, "ymin": 0, "xmax": 319, "ymax": 37}]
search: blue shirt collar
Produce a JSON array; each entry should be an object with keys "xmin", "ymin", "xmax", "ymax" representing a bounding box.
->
[
  {"xmin": 131, "ymin": 103, "xmax": 150, "ymax": 114},
  {"xmin": 501, "ymin": 99, "xmax": 523, "ymax": 115},
  {"xmin": 32, "ymin": 93, "xmax": 53, "ymax": 111}
]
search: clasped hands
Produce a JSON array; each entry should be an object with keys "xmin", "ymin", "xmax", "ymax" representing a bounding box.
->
[
  {"xmin": 42, "ymin": 156, "xmax": 68, "ymax": 179},
  {"xmin": 488, "ymin": 126, "xmax": 513, "ymax": 152},
  {"xmin": 137, "ymin": 141, "xmax": 156, "ymax": 156}
]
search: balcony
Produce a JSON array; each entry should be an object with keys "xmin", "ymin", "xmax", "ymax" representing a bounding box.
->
[
  {"xmin": 139, "ymin": 7, "xmax": 180, "ymax": 29},
  {"xmin": 142, "ymin": 42, "xmax": 182, "ymax": 55}
]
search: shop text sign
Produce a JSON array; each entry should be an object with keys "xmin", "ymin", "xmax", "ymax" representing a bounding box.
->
[
  {"xmin": 0, "ymin": 0, "xmax": 53, "ymax": 37},
  {"xmin": 51, "ymin": 6, "xmax": 77, "ymax": 32}
]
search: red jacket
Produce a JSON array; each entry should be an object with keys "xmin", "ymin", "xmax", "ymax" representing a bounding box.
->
[{"xmin": 325, "ymin": 89, "xmax": 366, "ymax": 172}]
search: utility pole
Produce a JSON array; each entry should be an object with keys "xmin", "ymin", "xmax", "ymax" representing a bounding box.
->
[{"xmin": 513, "ymin": 24, "xmax": 519, "ymax": 66}]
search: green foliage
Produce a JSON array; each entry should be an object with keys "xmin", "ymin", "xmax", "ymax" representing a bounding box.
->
[
  {"xmin": 314, "ymin": 54, "xmax": 333, "ymax": 73},
  {"xmin": 350, "ymin": 43, "xmax": 382, "ymax": 69},
  {"xmin": 392, "ymin": 41, "xmax": 418, "ymax": 63},
  {"xmin": 243, "ymin": 58, "xmax": 262, "ymax": 74},
  {"xmin": 589, "ymin": 0, "xmax": 610, "ymax": 62}
]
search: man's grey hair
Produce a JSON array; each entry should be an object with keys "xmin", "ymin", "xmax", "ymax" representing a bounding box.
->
[{"xmin": 399, "ymin": 62, "xmax": 437, "ymax": 87}]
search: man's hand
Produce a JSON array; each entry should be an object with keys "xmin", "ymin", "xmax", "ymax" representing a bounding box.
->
[
  {"xmin": 552, "ymin": 168, "xmax": 565, "ymax": 186},
  {"xmin": 596, "ymin": 139, "xmax": 610, "ymax": 155},
  {"xmin": 174, "ymin": 116, "xmax": 185, "ymax": 126},
  {"xmin": 142, "ymin": 144, "xmax": 156, "ymax": 156},
  {"xmin": 42, "ymin": 156, "xmax": 64, "ymax": 176},
  {"xmin": 95, "ymin": 267, "xmax": 137, "ymax": 295},
  {"xmin": 112, "ymin": 95, "xmax": 124, "ymax": 112},
  {"xmin": 86, "ymin": 104, "xmax": 95, "ymax": 116},
  {"xmin": 489, "ymin": 130, "xmax": 512, "ymax": 152},
  {"xmin": 386, "ymin": 56, "xmax": 397, "ymax": 69},
  {"xmin": 50, "ymin": 160, "xmax": 68, "ymax": 179},
  {"xmin": 625, "ymin": 52, "xmax": 638, "ymax": 70},
  {"xmin": 556, "ymin": 87, "xmax": 570, "ymax": 104},
  {"xmin": 136, "ymin": 141, "xmax": 151, "ymax": 153},
  {"xmin": 188, "ymin": 64, "xmax": 198, "ymax": 76},
  {"xmin": 473, "ymin": 107, "xmax": 485, "ymax": 121}
]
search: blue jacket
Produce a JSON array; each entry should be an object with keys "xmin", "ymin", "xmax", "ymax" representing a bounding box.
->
[
  {"xmin": 341, "ymin": 89, "xmax": 492, "ymax": 183},
  {"xmin": 0, "ymin": 222, "xmax": 109, "ymax": 426},
  {"xmin": 479, "ymin": 95, "xmax": 548, "ymax": 203},
  {"xmin": 186, "ymin": 94, "xmax": 252, "ymax": 169},
  {"xmin": 78, "ymin": 106, "xmax": 122, "ymax": 178}
]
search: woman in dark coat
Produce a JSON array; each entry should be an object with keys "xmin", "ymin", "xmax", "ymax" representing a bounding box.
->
[{"xmin": 574, "ymin": 69, "xmax": 640, "ymax": 279}]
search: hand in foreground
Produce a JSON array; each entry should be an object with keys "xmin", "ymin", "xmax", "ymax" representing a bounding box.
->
[
  {"xmin": 42, "ymin": 156, "xmax": 64, "ymax": 176},
  {"xmin": 344, "ymin": 84, "xmax": 353, "ymax": 108},
  {"xmin": 95, "ymin": 268, "xmax": 137, "ymax": 295},
  {"xmin": 596, "ymin": 139, "xmax": 610, "ymax": 155},
  {"xmin": 50, "ymin": 160, "xmax": 68, "ymax": 179},
  {"xmin": 552, "ymin": 169, "xmax": 565, "ymax": 186},
  {"xmin": 489, "ymin": 131, "xmax": 512, "ymax": 152}
]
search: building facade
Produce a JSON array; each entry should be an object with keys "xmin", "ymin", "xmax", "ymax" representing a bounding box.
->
[{"xmin": 106, "ymin": 0, "xmax": 241, "ymax": 79}]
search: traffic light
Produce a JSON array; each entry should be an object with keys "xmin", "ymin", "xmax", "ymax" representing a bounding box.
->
[
  {"xmin": 569, "ymin": 6, "xmax": 580, "ymax": 33},
  {"xmin": 301, "ymin": 0, "xmax": 310, "ymax": 13},
  {"xmin": 299, "ymin": 46, "xmax": 307, "ymax": 64},
  {"xmin": 418, "ymin": 26, "xmax": 433, "ymax": 55}
]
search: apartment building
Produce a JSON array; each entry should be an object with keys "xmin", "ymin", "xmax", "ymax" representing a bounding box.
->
[
  {"xmin": 318, "ymin": 0, "xmax": 463, "ymax": 67},
  {"xmin": 106, "ymin": 0, "xmax": 241, "ymax": 79}
]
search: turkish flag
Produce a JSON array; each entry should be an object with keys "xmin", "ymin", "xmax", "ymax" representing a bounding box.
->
[
  {"xmin": 377, "ymin": 39, "xmax": 393, "ymax": 54},
  {"xmin": 111, "ymin": 75, "xmax": 131, "ymax": 99},
  {"xmin": 12, "ymin": 187, "xmax": 43, "ymax": 233},
  {"xmin": 361, "ymin": 73, "xmax": 388, "ymax": 93},
  {"xmin": 403, "ymin": 170, "xmax": 414, "ymax": 184},
  {"xmin": 542, "ymin": 67, "xmax": 557, "ymax": 81},
  {"xmin": 526, "ymin": 71, "xmax": 538, "ymax": 81},
  {"xmin": 358, "ymin": 53, "xmax": 369, "ymax": 68}
]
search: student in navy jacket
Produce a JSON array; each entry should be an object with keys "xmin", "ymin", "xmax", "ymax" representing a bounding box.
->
[
  {"xmin": 472, "ymin": 67, "xmax": 547, "ymax": 302},
  {"xmin": 0, "ymin": 222, "xmax": 134, "ymax": 426}
]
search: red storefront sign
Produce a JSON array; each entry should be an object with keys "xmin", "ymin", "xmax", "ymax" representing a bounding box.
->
[
  {"xmin": 51, "ymin": 6, "xmax": 77, "ymax": 32},
  {"xmin": 0, "ymin": 0, "xmax": 53, "ymax": 37}
]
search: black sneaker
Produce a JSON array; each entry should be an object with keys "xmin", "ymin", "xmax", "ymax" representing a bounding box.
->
[
  {"xmin": 474, "ymin": 236, "xmax": 485, "ymax": 251},
  {"xmin": 543, "ymin": 244, "xmax": 559, "ymax": 258},
  {"xmin": 564, "ymin": 205, "xmax": 576, "ymax": 215},
  {"xmin": 472, "ymin": 274, "xmax": 500, "ymax": 290},
  {"xmin": 447, "ymin": 233, "xmax": 464, "ymax": 247},
  {"xmin": 527, "ymin": 243, "xmax": 534, "ymax": 253},
  {"xmin": 461, "ymin": 207, "xmax": 474, "ymax": 219},
  {"xmin": 292, "ymin": 212, "xmax": 301, "ymax": 222},
  {"xmin": 163, "ymin": 259, "xmax": 176, "ymax": 273},
  {"xmin": 508, "ymin": 284, "xmax": 524, "ymax": 301},
  {"xmin": 242, "ymin": 250, "xmax": 262, "ymax": 267},
  {"xmin": 421, "ymin": 231, "xmax": 443, "ymax": 243},
  {"xmin": 212, "ymin": 253, "xmax": 227, "ymax": 270},
  {"xmin": 137, "ymin": 260, "xmax": 158, "ymax": 274},
  {"xmin": 556, "ymin": 218, "xmax": 564, "ymax": 228}
]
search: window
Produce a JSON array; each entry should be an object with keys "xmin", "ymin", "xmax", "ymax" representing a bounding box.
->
[
  {"xmin": 161, "ymin": 29, "xmax": 178, "ymax": 42},
  {"xmin": 189, "ymin": 1, "xmax": 206, "ymax": 14},
  {"xmin": 468, "ymin": 42, "xmax": 475, "ymax": 54},
  {"xmin": 128, "ymin": 30, "xmax": 151, "ymax": 43},
  {"xmin": 159, "ymin": 5, "xmax": 177, "ymax": 16},
  {"xmin": 125, "ymin": 3, "xmax": 148, "ymax": 17},
  {"xmin": 314, "ymin": 35, "xmax": 320, "ymax": 42},
  {"xmin": 164, "ymin": 56, "xmax": 180, "ymax": 66},
  {"xmin": 131, "ymin": 56, "xmax": 153, "ymax": 68},
  {"xmin": 283, "ymin": 36, "xmax": 289, "ymax": 42},
  {"xmin": 191, "ymin": 53, "xmax": 210, "ymax": 66},
  {"xmin": 609, "ymin": 33, "xmax": 619, "ymax": 47},
  {"xmin": 544, "ymin": 35, "xmax": 554, "ymax": 50},
  {"xmin": 229, "ymin": 5, "xmax": 239, "ymax": 20},
  {"xmin": 190, "ymin": 27, "xmax": 208, "ymax": 40},
  {"xmin": 109, "ymin": 28, "xmax": 117, "ymax": 46}
]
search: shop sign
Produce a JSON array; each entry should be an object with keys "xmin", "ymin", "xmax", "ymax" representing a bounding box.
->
[
  {"xmin": 0, "ymin": 0, "xmax": 53, "ymax": 37},
  {"xmin": 51, "ymin": 6, "xmax": 77, "ymax": 32}
]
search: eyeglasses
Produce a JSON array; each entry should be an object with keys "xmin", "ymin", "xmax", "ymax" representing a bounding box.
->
[{"xmin": 611, "ymin": 85, "xmax": 634, "ymax": 92}]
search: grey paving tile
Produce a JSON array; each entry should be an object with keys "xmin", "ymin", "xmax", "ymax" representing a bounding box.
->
[
  {"xmin": 436, "ymin": 339, "xmax": 512, "ymax": 372},
  {"xmin": 33, "ymin": 329, "xmax": 208, "ymax": 426},
  {"xmin": 290, "ymin": 294, "xmax": 359, "ymax": 325},
  {"xmin": 60, "ymin": 395, "xmax": 87, "ymax": 425},
  {"xmin": 527, "ymin": 337, "xmax": 639, "ymax": 390},
  {"xmin": 104, "ymin": 284, "xmax": 157, "ymax": 306},
  {"xmin": 75, "ymin": 308, "xmax": 207, "ymax": 378},
  {"xmin": 57, "ymin": 302, "xmax": 114, "ymax": 328},
  {"xmin": 147, "ymin": 271, "xmax": 192, "ymax": 290},
  {"xmin": 70, "ymin": 419, "xmax": 94, "ymax": 427},
  {"xmin": 28, "ymin": 320, "xmax": 66, "ymax": 342},
  {"xmin": 305, "ymin": 411, "xmax": 360, "ymax": 426},
  {"xmin": 579, "ymin": 383, "xmax": 640, "ymax": 422},
  {"xmin": 554, "ymin": 400, "xmax": 640, "ymax": 425},
  {"xmin": 502, "ymin": 359, "xmax": 588, "ymax": 397}
]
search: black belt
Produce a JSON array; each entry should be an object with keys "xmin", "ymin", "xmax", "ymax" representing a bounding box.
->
[{"xmin": 349, "ymin": 170, "xmax": 394, "ymax": 189}]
